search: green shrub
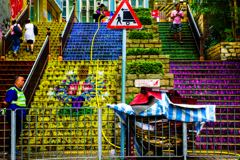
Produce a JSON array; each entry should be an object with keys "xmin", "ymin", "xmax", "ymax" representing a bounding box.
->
[
  {"xmin": 138, "ymin": 16, "xmax": 152, "ymax": 25},
  {"xmin": 133, "ymin": 8, "xmax": 152, "ymax": 25},
  {"xmin": 126, "ymin": 94, "xmax": 135, "ymax": 105},
  {"xmin": 127, "ymin": 48, "xmax": 162, "ymax": 56},
  {"xmin": 126, "ymin": 61, "xmax": 164, "ymax": 75},
  {"xmin": 128, "ymin": 31, "xmax": 154, "ymax": 39}
]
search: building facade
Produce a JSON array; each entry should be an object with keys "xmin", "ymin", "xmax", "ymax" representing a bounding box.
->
[{"xmin": 62, "ymin": 0, "xmax": 149, "ymax": 22}]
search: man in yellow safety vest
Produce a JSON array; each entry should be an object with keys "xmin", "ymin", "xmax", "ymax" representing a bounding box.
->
[{"xmin": 4, "ymin": 76, "xmax": 26, "ymax": 156}]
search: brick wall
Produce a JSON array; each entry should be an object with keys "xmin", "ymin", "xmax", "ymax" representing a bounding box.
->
[{"xmin": 206, "ymin": 42, "xmax": 240, "ymax": 60}]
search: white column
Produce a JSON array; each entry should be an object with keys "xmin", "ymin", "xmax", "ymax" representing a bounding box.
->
[
  {"xmin": 136, "ymin": 0, "xmax": 139, "ymax": 7},
  {"xmin": 66, "ymin": 0, "xmax": 69, "ymax": 21},
  {"xmin": 87, "ymin": 0, "xmax": 89, "ymax": 22},
  {"xmin": 108, "ymin": 0, "xmax": 110, "ymax": 10},
  {"xmin": 94, "ymin": 0, "xmax": 96, "ymax": 10},
  {"xmin": 129, "ymin": 0, "xmax": 131, "ymax": 6},
  {"xmin": 80, "ymin": 0, "xmax": 82, "ymax": 22}
]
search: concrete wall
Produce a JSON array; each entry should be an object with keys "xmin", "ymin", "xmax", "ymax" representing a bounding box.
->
[{"xmin": 206, "ymin": 42, "xmax": 240, "ymax": 60}]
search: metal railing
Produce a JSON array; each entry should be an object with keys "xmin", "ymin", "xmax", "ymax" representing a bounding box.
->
[
  {"xmin": 2, "ymin": 106, "xmax": 240, "ymax": 159},
  {"xmin": 187, "ymin": 4, "xmax": 204, "ymax": 60},
  {"xmin": 188, "ymin": 105, "xmax": 240, "ymax": 158},
  {"xmin": 0, "ymin": 108, "xmax": 11, "ymax": 159},
  {"xmin": 22, "ymin": 31, "xmax": 50, "ymax": 108},
  {"xmin": 59, "ymin": 1, "xmax": 76, "ymax": 60},
  {"xmin": 1, "ymin": 3, "xmax": 30, "ymax": 60}
]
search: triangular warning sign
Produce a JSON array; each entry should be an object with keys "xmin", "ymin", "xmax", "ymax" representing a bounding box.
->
[{"xmin": 107, "ymin": 0, "xmax": 142, "ymax": 29}]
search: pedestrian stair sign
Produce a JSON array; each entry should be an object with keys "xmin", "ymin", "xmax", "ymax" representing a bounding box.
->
[{"xmin": 107, "ymin": 0, "xmax": 142, "ymax": 29}]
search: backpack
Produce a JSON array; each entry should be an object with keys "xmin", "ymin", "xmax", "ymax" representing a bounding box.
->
[
  {"xmin": 13, "ymin": 24, "xmax": 22, "ymax": 37},
  {"xmin": 33, "ymin": 24, "xmax": 38, "ymax": 35}
]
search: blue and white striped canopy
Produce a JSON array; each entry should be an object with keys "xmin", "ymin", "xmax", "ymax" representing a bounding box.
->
[{"xmin": 107, "ymin": 92, "xmax": 216, "ymax": 123}]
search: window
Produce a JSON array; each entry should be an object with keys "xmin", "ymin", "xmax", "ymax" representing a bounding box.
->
[
  {"xmin": 47, "ymin": 10, "xmax": 51, "ymax": 22},
  {"xmin": 30, "ymin": 6, "xmax": 34, "ymax": 22},
  {"xmin": 62, "ymin": 0, "xmax": 66, "ymax": 20},
  {"xmin": 138, "ymin": 0, "xmax": 143, "ymax": 7},
  {"xmin": 131, "ymin": 0, "xmax": 136, "ymax": 7},
  {"xmin": 69, "ymin": 0, "xmax": 73, "ymax": 12},
  {"xmin": 103, "ymin": 0, "xmax": 108, "ymax": 7},
  {"xmin": 89, "ymin": 11, "xmax": 94, "ymax": 22},
  {"xmin": 89, "ymin": 0, "xmax": 94, "ymax": 6},
  {"xmin": 81, "ymin": 11, "xmax": 86, "ymax": 22},
  {"xmin": 82, "ymin": 0, "xmax": 86, "ymax": 7}
]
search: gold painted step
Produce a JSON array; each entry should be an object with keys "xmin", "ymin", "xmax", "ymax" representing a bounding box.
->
[
  {"xmin": 19, "ymin": 60, "xmax": 120, "ymax": 152},
  {"xmin": 6, "ymin": 22, "xmax": 65, "ymax": 61}
]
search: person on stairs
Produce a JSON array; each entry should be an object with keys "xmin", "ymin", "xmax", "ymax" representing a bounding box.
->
[
  {"xmin": 24, "ymin": 18, "xmax": 35, "ymax": 54},
  {"xmin": 4, "ymin": 76, "xmax": 26, "ymax": 156},
  {"xmin": 10, "ymin": 20, "xmax": 22, "ymax": 56},
  {"xmin": 170, "ymin": 3, "xmax": 184, "ymax": 44},
  {"xmin": 93, "ymin": 4, "xmax": 106, "ymax": 23}
]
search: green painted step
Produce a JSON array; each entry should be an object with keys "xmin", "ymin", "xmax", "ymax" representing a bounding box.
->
[{"xmin": 162, "ymin": 38, "xmax": 195, "ymax": 43}]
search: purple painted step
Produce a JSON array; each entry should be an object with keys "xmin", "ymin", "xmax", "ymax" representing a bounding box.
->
[{"xmin": 170, "ymin": 61, "xmax": 240, "ymax": 150}]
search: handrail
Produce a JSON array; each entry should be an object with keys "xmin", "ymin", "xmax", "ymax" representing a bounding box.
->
[
  {"xmin": 1, "ymin": 3, "xmax": 30, "ymax": 60},
  {"xmin": 187, "ymin": 4, "xmax": 204, "ymax": 60},
  {"xmin": 23, "ymin": 33, "xmax": 50, "ymax": 108},
  {"xmin": 187, "ymin": 4, "xmax": 200, "ymax": 37},
  {"xmin": 59, "ymin": 1, "xmax": 76, "ymax": 60}
]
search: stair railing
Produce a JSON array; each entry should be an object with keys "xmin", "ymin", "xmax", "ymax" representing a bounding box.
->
[
  {"xmin": 187, "ymin": 3, "xmax": 204, "ymax": 60},
  {"xmin": 1, "ymin": 2, "xmax": 30, "ymax": 61},
  {"xmin": 22, "ymin": 30, "xmax": 51, "ymax": 108},
  {"xmin": 58, "ymin": 1, "xmax": 76, "ymax": 60}
]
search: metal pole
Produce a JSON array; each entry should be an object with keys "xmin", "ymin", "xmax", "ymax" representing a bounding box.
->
[
  {"xmin": 11, "ymin": 110, "xmax": 16, "ymax": 160},
  {"xmin": 120, "ymin": 28, "xmax": 127, "ymax": 159},
  {"xmin": 98, "ymin": 108, "xmax": 102, "ymax": 160},
  {"xmin": 183, "ymin": 122, "xmax": 187, "ymax": 160},
  {"xmin": 37, "ymin": 0, "xmax": 39, "ymax": 22}
]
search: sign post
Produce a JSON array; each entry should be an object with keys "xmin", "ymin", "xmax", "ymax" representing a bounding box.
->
[
  {"xmin": 120, "ymin": 28, "xmax": 126, "ymax": 159},
  {"xmin": 107, "ymin": 0, "xmax": 142, "ymax": 158}
]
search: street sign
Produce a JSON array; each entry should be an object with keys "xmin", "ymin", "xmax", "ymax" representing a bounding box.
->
[
  {"xmin": 135, "ymin": 79, "xmax": 160, "ymax": 87},
  {"xmin": 107, "ymin": 0, "xmax": 142, "ymax": 29}
]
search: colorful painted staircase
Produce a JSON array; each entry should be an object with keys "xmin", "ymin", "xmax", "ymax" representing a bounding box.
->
[
  {"xmin": 16, "ymin": 60, "xmax": 120, "ymax": 156},
  {"xmin": 14, "ymin": 22, "xmax": 122, "ymax": 157},
  {"xmin": 5, "ymin": 22, "xmax": 65, "ymax": 61},
  {"xmin": 0, "ymin": 61, "xmax": 34, "ymax": 151},
  {"xmin": 159, "ymin": 22, "xmax": 200, "ymax": 60},
  {"xmin": 63, "ymin": 23, "xmax": 122, "ymax": 60},
  {"xmin": 170, "ymin": 61, "xmax": 240, "ymax": 153}
]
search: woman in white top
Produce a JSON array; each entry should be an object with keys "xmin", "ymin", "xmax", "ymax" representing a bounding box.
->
[{"xmin": 24, "ymin": 18, "xmax": 35, "ymax": 54}]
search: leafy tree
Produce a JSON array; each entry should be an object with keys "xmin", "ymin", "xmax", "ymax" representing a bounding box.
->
[{"xmin": 190, "ymin": 0, "xmax": 240, "ymax": 49}]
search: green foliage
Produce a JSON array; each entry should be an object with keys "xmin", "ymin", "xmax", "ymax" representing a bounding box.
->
[
  {"xmin": 127, "ymin": 48, "xmax": 162, "ymax": 55},
  {"xmin": 138, "ymin": 16, "xmax": 152, "ymax": 25},
  {"xmin": 126, "ymin": 61, "xmax": 164, "ymax": 75},
  {"xmin": 126, "ymin": 94, "xmax": 135, "ymax": 105},
  {"xmin": 133, "ymin": 8, "xmax": 152, "ymax": 25},
  {"xmin": 128, "ymin": 31, "xmax": 154, "ymax": 39},
  {"xmin": 190, "ymin": 0, "xmax": 240, "ymax": 48}
]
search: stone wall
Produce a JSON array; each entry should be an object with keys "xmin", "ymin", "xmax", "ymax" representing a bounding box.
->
[
  {"xmin": 116, "ymin": 55, "xmax": 173, "ymax": 103},
  {"xmin": 206, "ymin": 42, "xmax": 240, "ymax": 60},
  {"xmin": 126, "ymin": 39, "xmax": 162, "ymax": 51},
  {"xmin": 126, "ymin": 23, "xmax": 160, "ymax": 50},
  {"xmin": 127, "ymin": 24, "xmax": 159, "ymax": 39}
]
